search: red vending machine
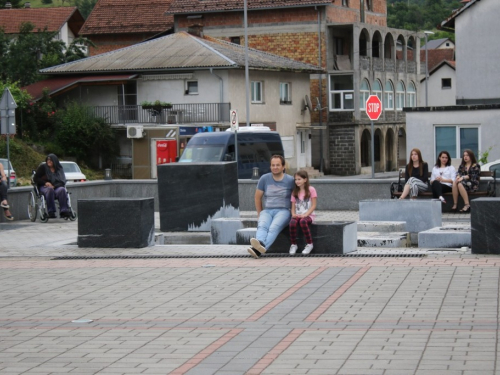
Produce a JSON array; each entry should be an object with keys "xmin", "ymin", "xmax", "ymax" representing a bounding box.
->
[{"xmin": 156, "ymin": 139, "xmax": 177, "ymax": 165}]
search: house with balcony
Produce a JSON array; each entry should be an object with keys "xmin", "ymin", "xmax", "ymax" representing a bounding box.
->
[
  {"xmin": 405, "ymin": 0, "xmax": 500, "ymax": 166},
  {"xmin": 166, "ymin": 0, "xmax": 423, "ymax": 175},
  {"xmin": 25, "ymin": 30, "xmax": 321, "ymax": 178}
]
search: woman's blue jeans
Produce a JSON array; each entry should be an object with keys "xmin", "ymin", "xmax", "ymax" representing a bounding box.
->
[{"xmin": 256, "ymin": 208, "xmax": 291, "ymax": 249}]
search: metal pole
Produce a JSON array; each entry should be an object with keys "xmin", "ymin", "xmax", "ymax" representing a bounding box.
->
[
  {"xmin": 425, "ymin": 33, "xmax": 429, "ymax": 107},
  {"xmin": 371, "ymin": 120, "xmax": 375, "ymax": 179},
  {"xmin": 244, "ymin": 0, "xmax": 250, "ymax": 128},
  {"xmin": 317, "ymin": 8, "xmax": 324, "ymax": 173}
]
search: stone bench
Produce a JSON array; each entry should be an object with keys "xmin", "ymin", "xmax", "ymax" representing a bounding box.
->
[
  {"xmin": 233, "ymin": 221, "xmax": 357, "ymax": 255},
  {"xmin": 359, "ymin": 199, "xmax": 442, "ymax": 245},
  {"xmin": 77, "ymin": 198, "xmax": 155, "ymax": 248},
  {"xmin": 418, "ymin": 225, "xmax": 471, "ymax": 248}
]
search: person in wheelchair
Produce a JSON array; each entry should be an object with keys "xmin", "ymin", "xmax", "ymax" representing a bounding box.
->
[
  {"xmin": 34, "ymin": 154, "xmax": 71, "ymax": 219},
  {"xmin": 0, "ymin": 163, "xmax": 14, "ymax": 220}
]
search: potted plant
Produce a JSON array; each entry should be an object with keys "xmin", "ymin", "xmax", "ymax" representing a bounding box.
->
[{"xmin": 141, "ymin": 100, "xmax": 173, "ymax": 111}]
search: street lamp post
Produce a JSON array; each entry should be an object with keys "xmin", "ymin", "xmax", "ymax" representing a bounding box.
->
[{"xmin": 424, "ymin": 31, "xmax": 434, "ymax": 107}]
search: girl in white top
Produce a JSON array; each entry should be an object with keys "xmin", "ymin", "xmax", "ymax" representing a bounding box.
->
[
  {"xmin": 430, "ymin": 150, "xmax": 456, "ymax": 204},
  {"xmin": 289, "ymin": 170, "xmax": 317, "ymax": 255}
]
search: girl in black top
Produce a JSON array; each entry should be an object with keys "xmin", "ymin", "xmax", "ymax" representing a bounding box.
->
[
  {"xmin": 452, "ymin": 149, "xmax": 480, "ymax": 213},
  {"xmin": 399, "ymin": 148, "xmax": 429, "ymax": 199}
]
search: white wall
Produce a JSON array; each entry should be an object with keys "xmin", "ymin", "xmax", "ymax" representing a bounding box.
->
[
  {"xmin": 227, "ymin": 70, "xmax": 311, "ymax": 136},
  {"xmin": 455, "ymin": 1, "xmax": 500, "ymax": 102},
  {"xmin": 418, "ymin": 64, "xmax": 456, "ymax": 107},
  {"xmin": 136, "ymin": 70, "xmax": 229, "ymax": 104},
  {"xmin": 406, "ymin": 108, "xmax": 500, "ymax": 165}
]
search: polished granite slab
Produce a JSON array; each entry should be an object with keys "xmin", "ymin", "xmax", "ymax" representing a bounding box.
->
[
  {"xmin": 77, "ymin": 198, "xmax": 155, "ymax": 248},
  {"xmin": 471, "ymin": 198, "xmax": 500, "ymax": 254},
  {"xmin": 158, "ymin": 162, "xmax": 239, "ymax": 232}
]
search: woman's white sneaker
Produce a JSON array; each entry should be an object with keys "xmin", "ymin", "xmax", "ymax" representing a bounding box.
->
[
  {"xmin": 289, "ymin": 244, "xmax": 298, "ymax": 254},
  {"xmin": 303, "ymin": 244, "xmax": 314, "ymax": 254}
]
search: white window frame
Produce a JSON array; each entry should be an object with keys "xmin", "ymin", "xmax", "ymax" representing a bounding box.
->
[
  {"xmin": 251, "ymin": 81, "xmax": 263, "ymax": 103},
  {"xmin": 384, "ymin": 80, "xmax": 394, "ymax": 110},
  {"xmin": 359, "ymin": 79, "xmax": 370, "ymax": 110},
  {"xmin": 329, "ymin": 74, "xmax": 354, "ymax": 111},
  {"xmin": 372, "ymin": 79, "xmax": 382, "ymax": 103},
  {"xmin": 434, "ymin": 124, "xmax": 480, "ymax": 160},
  {"xmin": 396, "ymin": 81, "xmax": 405, "ymax": 111},
  {"xmin": 186, "ymin": 80, "xmax": 198, "ymax": 95},
  {"xmin": 279, "ymin": 82, "xmax": 291, "ymax": 104},
  {"xmin": 407, "ymin": 81, "xmax": 416, "ymax": 107}
]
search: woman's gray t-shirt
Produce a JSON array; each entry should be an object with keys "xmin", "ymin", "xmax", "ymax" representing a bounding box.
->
[{"xmin": 257, "ymin": 173, "xmax": 295, "ymax": 209}]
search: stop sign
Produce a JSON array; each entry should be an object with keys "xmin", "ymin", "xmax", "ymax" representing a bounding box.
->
[{"xmin": 365, "ymin": 95, "xmax": 382, "ymax": 121}]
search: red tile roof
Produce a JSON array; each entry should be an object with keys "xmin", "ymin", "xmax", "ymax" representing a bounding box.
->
[
  {"xmin": 80, "ymin": 0, "xmax": 174, "ymax": 36},
  {"xmin": 167, "ymin": 0, "xmax": 332, "ymax": 14},
  {"xmin": 420, "ymin": 48, "xmax": 455, "ymax": 71},
  {"xmin": 22, "ymin": 74, "xmax": 137, "ymax": 101},
  {"xmin": 0, "ymin": 7, "xmax": 83, "ymax": 35}
]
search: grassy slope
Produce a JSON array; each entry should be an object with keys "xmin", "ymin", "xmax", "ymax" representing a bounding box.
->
[{"xmin": 1, "ymin": 137, "xmax": 103, "ymax": 186}]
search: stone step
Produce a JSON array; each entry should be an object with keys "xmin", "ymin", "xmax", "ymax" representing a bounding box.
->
[
  {"xmin": 358, "ymin": 221, "xmax": 406, "ymax": 232},
  {"xmin": 300, "ymin": 166, "xmax": 324, "ymax": 178},
  {"xmin": 418, "ymin": 225, "xmax": 470, "ymax": 248},
  {"xmin": 357, "ymin": 232, "xmax": 410, "ymax": 248}
]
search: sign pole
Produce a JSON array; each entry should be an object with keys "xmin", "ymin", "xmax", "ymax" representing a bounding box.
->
[
  {"xmin": 1, "ymin": 88, "xmax": 18, "ymax": 188},
  {"xmin": 365, "ymin": 95, "xmax": 382, "ymax": 179},
  {"xmin": 371, "ymin": 120, "xmax": 374, "ymax": 179}
]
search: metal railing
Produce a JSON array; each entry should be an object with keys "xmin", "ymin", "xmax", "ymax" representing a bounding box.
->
[{"xmin": 91, "ymin": 103, "xmax": 231, "ymax": 125}]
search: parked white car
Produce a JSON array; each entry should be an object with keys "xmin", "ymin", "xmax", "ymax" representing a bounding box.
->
[
  {"xmin": 0, "ymin": 158, "xmax": 17, "ymax": 187},
  {"xmin": 61, "ymin": 161, "xmax": 87, "ymax": 182},
  {"xmin": 481, "ymin": 159, "xmax": 500, "ymax": 174}
]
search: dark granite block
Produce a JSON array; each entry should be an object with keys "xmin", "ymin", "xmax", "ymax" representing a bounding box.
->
[
  {"xmin": 236, "ymin": 221, "xmax": 357, "ymax": 254},
  {"xmin": 77, "ymin": 198, "xmax": 155, "ymax": 248},
  {"xmin": 158, "ymin": 162, "xmax": 239, "ymax": 232},
  {"xmin": 471, "ymin": 198, "xmax": 500, "ymax": 254}
]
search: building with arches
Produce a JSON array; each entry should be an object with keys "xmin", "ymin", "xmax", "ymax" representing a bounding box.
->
[{"xmin": 165, "ymin": 0, "xmax": 423, "ymax": 175}]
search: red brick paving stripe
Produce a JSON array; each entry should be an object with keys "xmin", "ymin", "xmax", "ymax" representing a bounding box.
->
[
  {"xmin": 306, "ymin": 266, "xmax": 370, "ymax": 322},
  {"xmin": 247, "ymin": 267, "xmax": 328, "ymax": 321},
  {"xmin": 246, "ymin": 329, "xmax": 305, "ymax": 374},
  {"xmin": 169, "ymin": 328, "xmax": 243, "ymax": 375}
]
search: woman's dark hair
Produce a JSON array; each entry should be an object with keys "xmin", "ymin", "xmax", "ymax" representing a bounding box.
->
[
  {"xmin": 461, "ymin": 149, "xmax": 477, "ymax": 166},
  {"xmin": 292, "ymin": 169, "xmax": 311, "ymax": 200},
  {"xmin": 435, "ymin": 151, "xmax": 452, "ymax": 167},
  {"xmin": 407, "ymin": 148, "xmax": 425, "ymax": 176}
]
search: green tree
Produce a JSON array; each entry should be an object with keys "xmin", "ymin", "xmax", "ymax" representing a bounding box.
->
[
  {"xmin": 64, "ymin": 36, "xmax": 96, "ymax": 62},
  {"xmin": 73, "ymin": 0, "xmax": 98, "ymax": 19},
  {"xmin": 55, "ymin": 102, "xmax": 118, "ymax": 166}
]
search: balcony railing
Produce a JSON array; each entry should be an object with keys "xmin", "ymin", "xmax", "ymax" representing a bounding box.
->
[{"xmin": 91, "ymin": 103, "xmax": 231, "ymax": 125}]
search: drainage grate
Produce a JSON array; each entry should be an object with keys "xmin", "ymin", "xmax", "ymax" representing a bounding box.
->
[{"xmin": 52, "ymin": 253, "xmax": 426, "ymax": 260}]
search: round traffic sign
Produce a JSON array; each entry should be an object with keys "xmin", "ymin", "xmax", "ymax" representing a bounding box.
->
[{"xmin": 365, "ymin": 95, "xmax": 382, "ymax": 121}]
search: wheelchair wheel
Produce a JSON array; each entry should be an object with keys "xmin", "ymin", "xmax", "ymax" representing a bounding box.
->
[
  {"xmin": 69, "ymin": 208, "xmax": 77, "ymax": 221},
  {"xmin": 28, "ymin": 191, "xmax": 37, "ymax": 222},
  {"xmin": 39, "ymin": 195, "xmax": 49, "ymax": 223}
]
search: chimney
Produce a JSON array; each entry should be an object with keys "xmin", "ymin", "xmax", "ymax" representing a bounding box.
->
[
  {"xmin": 24, "ymin": 2, "xmax": 31, "ymax": 7},
  {"xmin": 5, "ymin": 2, "xmax": 12, "ymax": 8},
  {"xmin": 187, "ymin": 24, "xmax": 204, "ymax": 38}
]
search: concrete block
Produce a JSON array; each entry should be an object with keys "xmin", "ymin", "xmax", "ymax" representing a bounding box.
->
[
  {"xmin": 157, "ymin": 162, "xmax": 239, "ymax": 232},
  {"xmin": 77, "ymin": 198, "xmax": 155, "ymax": 248},
  {"xmin": 357, "ymin": 232, "xmax": 410, "ymax": 248},
  {"xmin": 357, "ymin": 221, "xmax": 407, "ymax": 232},
  {"xmin": 418, "ymin": 226, "xmax": 471, "ymax": 248},
  {"xmin": 359, "ymin": 199, "xmax": 442, "ymax": 244},
  {"xmin": 471, "ymin": 198, "xmax": 500, "ymax": 254},
  {"xmin": 211, "ymin": 218, "xmax": 258, "ymax": 244}
]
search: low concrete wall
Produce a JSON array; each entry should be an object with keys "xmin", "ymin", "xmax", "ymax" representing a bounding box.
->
[{"xmin": 3, "ymin": 177, "xmax": 498, "ymax": 223}]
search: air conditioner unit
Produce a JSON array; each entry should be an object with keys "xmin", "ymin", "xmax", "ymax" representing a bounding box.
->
[{"xmin": 127, "ymin": 125, "xmax": 144, "ymax": 139}]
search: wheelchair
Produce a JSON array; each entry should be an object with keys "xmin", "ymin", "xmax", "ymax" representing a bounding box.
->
[{"xmin": 27, "ymin": 171, "xmax": 77, "ymax": 222}]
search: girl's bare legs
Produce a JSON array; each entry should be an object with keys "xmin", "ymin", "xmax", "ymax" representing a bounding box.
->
[
  {"xmin": 458, "ymin": 183, "xmax": 470, "ymax": 208},
  {"xmin": 399, "ymin": 184, "xmax": 411, "ymax": 199},
  {"xmin": 452, "ymin": 180, "xmax": 459, "ymax": 209}
]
